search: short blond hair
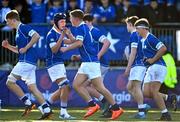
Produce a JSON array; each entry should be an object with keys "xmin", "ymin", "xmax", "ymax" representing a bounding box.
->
[
  {"xmin": 70, "ymin": 9, "xmax": 84, "ymax": 20},
  {"xmin": 6, "ymin": 10, "xmax": 20, "ymax": 21}
]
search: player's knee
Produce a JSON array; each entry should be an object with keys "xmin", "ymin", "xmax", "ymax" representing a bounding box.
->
[
  {"xmin": 127, "ymin": 84, "xmax": 132, "ymax": 93},
  {"xmin": 72, "ymin": 81, "xmax": 79, "ymax": 90},
  {"xmin": 28, "ymin": 84, "xmax": 37, "ymax": 93},
  {"xmin": 6, "ymin": 74, "xmax": 17, "ymax": 86}
]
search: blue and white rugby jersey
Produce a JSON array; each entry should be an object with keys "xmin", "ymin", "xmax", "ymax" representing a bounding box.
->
[
  {"xmin": 141, "ymin": 32, "xmax": 166, "ymax": 66},
  {"xmin": 46, "ymin": 27, "xmax": 64, "ymax": 67},
  {"xmin": 15, "ymin": 23, "xmax": 38, "ymax": 65},
  {"xmin": 129, "ymin": 31, "xmax": 144, "ymax": 67},
  {"xmin": 74, "ymin": 22, "xmax": 99, "ymax": 62},
  {"xmin": 90, "ymin": 26, "xmax": 109, "ymax": 67}
]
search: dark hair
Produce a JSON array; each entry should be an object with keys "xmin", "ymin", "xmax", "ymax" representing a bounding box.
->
[
  {"xmin": 6, "ymin": 10, "xmax": 20, "ymax": 21},
  {"xmin": 70, "ymin": 9, "xmax": 84, "ymax": 20},
  {"xmin": 125, "ymin": 16, "xmax": 139, "ymax": 25},
  {"xmin": 83, "ymin": 14, "xmax": 94, "ymax": 21},
  {"xmin": 134, "ymin": 18, "xmax": 150, "ymax": 29}
]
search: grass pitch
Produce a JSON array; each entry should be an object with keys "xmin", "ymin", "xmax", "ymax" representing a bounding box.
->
[{"xmin": 0, "ymin": 107, "xmax": 179, "ymax": 121}]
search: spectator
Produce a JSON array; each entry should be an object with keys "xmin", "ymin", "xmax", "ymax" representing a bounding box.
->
[
  {"xmin": 66, "ymin": 0, "xmax": 79, "ymax": 22},
  {"xmin": 94, "ymin": 0, "xmax": 116, "ymax": 23},
  {"xmin": 122, "ymin": 0, "xmax": 140, "ymax": 20},
  {"xmin": 27, "ymin": 0, "xmax": 48, "ymax": 23},
  {"xmin": 0, "ymin": 0, "xmax": 11, "ymax": 23},
  {"xmin": 46, "ymin": 0, "xmax": 64, "ymax": 24},
  {"xmin": 166, "ymin": 0, "xmax": 179, "ymax": 22},
  {"xmin": 142, "ymin": 0, "xmax": 165, "ymax": 25},
  {"xmin": 83, "ymin": 0, "xmax": 96, "ymax": 14},
  {"xmin": 114, "ymin": 0, "xmax": 124, "ymax": 23},
  {"xmin": 14, "ymin": 2, "xmax": 31, "ymax": 23}
]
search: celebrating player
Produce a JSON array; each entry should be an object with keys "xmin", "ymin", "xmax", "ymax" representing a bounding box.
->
[{"xmin": 1, "ymin": 10, "xmax": 53, "ymax": 120}]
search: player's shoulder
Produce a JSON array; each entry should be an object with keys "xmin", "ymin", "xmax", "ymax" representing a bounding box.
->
[
  {"xmin": 20, "ymin": 24, "xmax": 31, "ymax": 29},
  {"xmin": 147, "ymin": 33, "xmax": 158, "ymax": 41},
  {"xmin": 47, "ymin": 28, "xmax": 55, "ymax": 39}
]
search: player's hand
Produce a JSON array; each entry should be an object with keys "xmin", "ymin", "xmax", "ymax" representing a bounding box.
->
[
  {"xmin": 60, "ymin": 47, "xmax": 68, "ymax": 52},
  {"xmin": 19, "ymin": 47, "xmax": 27, "ymax": 54},
  {"xmin": 71, "ymin": 55, "xmax": 80, "ymax": 61},
  {"xmin": 124, "ymin": 68, "xmax": 130, "ymax": 77},
  {"xmin": 2, "ymin": 39, "xmax": 9, "ymax": 48},
  {"xmin": 63, "ymin": 27, "xmax": 71, "ymax": 35},
  {"xmin": 145, "ymin": 58, "xmax": 154, "ymax": 64}
]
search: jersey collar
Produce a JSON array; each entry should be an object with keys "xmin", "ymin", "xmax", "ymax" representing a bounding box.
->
[
  {"xmin": 143, "ymin": 32, "xmax": 150, "ymax": 40},
  {"xmin": 52, "ymin": 26, "xmax": 61, "ymax": 34},
  {"xmin": 16, "ymin": 23, "xmax": 21, "ymax": 31},
  {"xmin": 77, "ymin": 21, "xmax": 85, "ymax": 27}
]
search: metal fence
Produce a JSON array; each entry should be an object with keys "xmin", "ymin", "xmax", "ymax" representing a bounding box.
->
[{"xmin": 0, "ymin": 23, "xmax": 180, "ymax": 67}]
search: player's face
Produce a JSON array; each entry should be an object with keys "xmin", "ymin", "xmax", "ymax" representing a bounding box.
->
[
  {"xmin": 70, "ymin": 15, "xmax": 76, "ymax": 26},
  {"xmin": 136, "ymin": 28, "xmax": 143, "ymax": 36},
  {"xmin": 6, "ymin": 19, "xmax": 15, "ymax": 28},
  {"xmin": 58, "ymin": 19, "xmax": 66, "ymax": 30},
  {"xmin": 126, "ymin": 22, "xmax": 131, "ymax": 32}
]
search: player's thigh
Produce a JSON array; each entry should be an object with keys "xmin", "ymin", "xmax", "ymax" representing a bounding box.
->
[
  {"xmin": 91, "ymin": 77, "xmax": 105, "ymax": 91},
  {"xmin": 143, "ymin": 83, "xmax": 151, "ymax": 97},
  {"xmin": 150, "ymin": 81, "xmax": 162, "ymax": 93},
  {"xmin": 73, "ymin": 73, "xmax": 88, "ymax": 88},
  {"xmin": 127, "ymin": 80, "xmax": 133, "ymax": 91}
]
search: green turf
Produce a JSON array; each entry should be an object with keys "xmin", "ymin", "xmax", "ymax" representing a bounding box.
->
[{"xmin": 0, "ymin": 107, "xmax": 179, "ymax": 121}]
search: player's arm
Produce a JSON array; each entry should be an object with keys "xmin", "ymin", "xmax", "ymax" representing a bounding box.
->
[
  {"xmin": 98, "ymin": 38, "xmax": 111, "ymax": 59},
  {"xmin": 63, "ymin": 27, "xmax": 76, "ymax": 44},
  {"xmin": 60, "ymin": 40, "xmax": 82, "ymax": 52},
  {"xmin": 25, "ymin": 32, "xmax": 40, "ymax": 50},
  {"xmin": 124, "ymin": 47, "xmax": 137, "ymax": 76},
  {"xmin": 2, "ymin": 39, "xmax": 18, "ymax": 54},
  {"xmin": 146, "ymin": 42, "xmax": 167, "ymax": 64},
  {"xmin": 51, "ymin": 32, "xmax": 65, "ymax": 53}
]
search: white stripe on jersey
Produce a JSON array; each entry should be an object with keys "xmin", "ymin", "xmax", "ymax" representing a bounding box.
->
[
  {"xmin": 28, "ymin": 30, "xmax": 36, "ymax": 37},
  {"xmin": 99, "ymin": 35, "xmax": 107, "ymax": 43},
  {"xmin": 156, "ymin": 42, "xmax": 164, "ymax": 50},
  {"xmin": 76, "ymin": 35, "xmax": 84, "ymax": 41},
  {"xmin": 131, "ymin": 42, "xmax": 138, "ymax": 48},
  {"xmin": 49, "ymin": 42, "xmax": 56, "ymax": 48}
]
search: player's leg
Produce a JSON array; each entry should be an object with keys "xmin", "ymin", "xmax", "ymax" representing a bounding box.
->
[
  {"xmin": 6, "ymin": 62, "xmax": 35, "ymax": 116},
  {"xmin": 59, "ymin": 85, "xmax": 75, "ymax": 119},
  {"xmin": 46, "ymin": 64, "xmax": 73, "ymax": 119},
  {"xmin": 24, "ymin": 65, "xmax": 52, "ymax": 120},
  {"xmin": 127, "ymin": 80, "xmax": 133, "ymax": 96},
  {"xmin": 160, "ymin": 93, "xmax": 177, "ymax": 111},
  {"xmin": 149, "ymin": 64, "xmax": 171, "ymax": 121},
  {"xmin": 150, "ymin": 82, "xmax": 171, "ymax": 120},
  {"xmin": 73, "ymin": 73, "xmax": 101, "ymax": 119},
  {"xmin": 91, "ymin": 77, "xmax": 124, "ymax": 120}
]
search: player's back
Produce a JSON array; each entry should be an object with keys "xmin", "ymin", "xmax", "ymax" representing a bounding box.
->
[
  {"xmin": 90, "ymin": 26, "xmax": 109, "ymax": 66},
  {"xmin": 16, "ymin": 24, "xmax": 38, "ymax": 65},
  {"xmin": 129, "ymin": 31, "xmax": 144, "ymax": 67}
]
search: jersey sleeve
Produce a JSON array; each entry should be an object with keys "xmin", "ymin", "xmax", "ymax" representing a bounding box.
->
[
  {"xmin": 92, "ymin": 28, "xmax": 107, "ymax": 43},
  {"xmin": 129, "ymin": 33, "xmax": 138, "ymax": 48},
  {"xmin": 46, "ymin": 33, "xmax": 57, "ymax": 48},
  {"xmin": 75, "ymin": 26, "xmax": 84, "ymax": 42},
  {"xmin": 21, "ymin": 25, "xmax": 37, "ymax": 37},
  {"xmin": 149, "ymin": 36, "xmax": 164, "ymax": 50}
]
